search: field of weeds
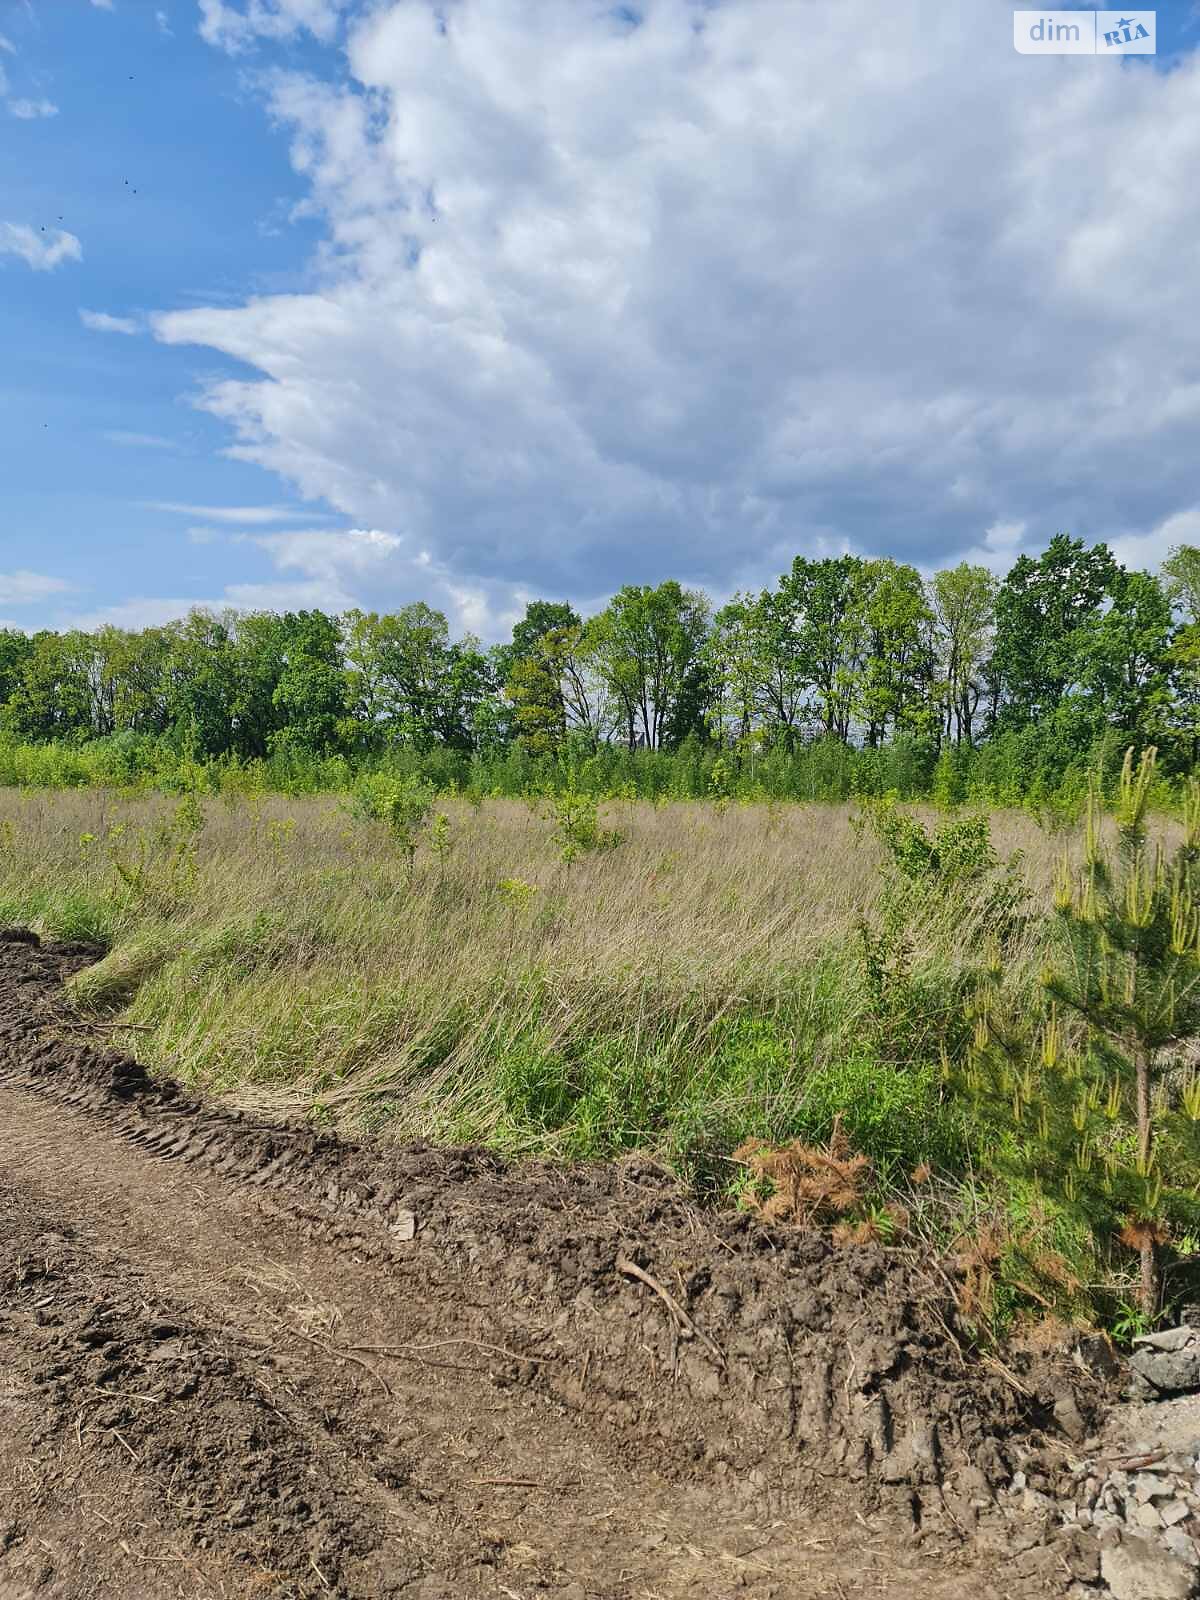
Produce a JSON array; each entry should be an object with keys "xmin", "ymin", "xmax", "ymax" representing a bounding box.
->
[{"xmin": 2, "ymin": 782, "xmax": 1197, "ymax": 1336}]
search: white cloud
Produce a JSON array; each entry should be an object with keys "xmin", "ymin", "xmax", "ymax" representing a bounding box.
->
[
  {"xmin": 80, "ymin": 308, "xmax": 140, "ymax": 335},
  {"xmin": 64, "ymin": 585, "xmax": 363, "ymax": 632},
  {"xmin": 102, "ymin": 430, "xmax": 177, "ymax": 449},
  {"xmin": 65, "ymin": 598, "xmax": 219, "ymax": 632},
  {"xmin": 153, "ymin": 0, "xmax": 1200, "ymax": 626},
  {"xmin": 951, "ymin": 520, "xmax": 1031, "ymax": 577},
  {"xmin": 224, "ymin": 578, "xmax": 362, "ymax": 611},
  {"xmin": 8, "ymin": 98, "xmax": 58, "ymax": 119},
  {"xmin": 147, "ymin": 499, "xmax": 331, "ymax": 524},
  {"xmin": 198, "ymin": 0, "xmax": 347, "ymax": 53},
  {"xmin": 0, "ymin": 222, "xmax": 81, "ymax": 272},
  {"xmin": 90, "ymin": 0, "xmax": 114, "ymax": 10},
  {"xmin": 247, "ymin": 526, "xmax": 534, "ymax": 637},
  {"xmin": 253, "ymin": 527, "xmax": 401, "ymax": 582},
  {"xmin": 0, "ymin": 571, "xmax": 70, "ymax": 607},
  {"xmin": 59, "ymin": 529, "xmax": 400, "ymax": 631},
  {"xmin": 59, "ymin": 525, "xmax": 516, "ymax": 640},
  {"xmin": 0, "ymin": 34, "xmax": 16, "ymax": 54},
  {"xmin": 156, "ymin": 9, "xmax": 172, "ymax": 35},
  {"xmin": 1110, "ymin": 508, "xmax": 1200, "ymax": 575},
  {"xmin": 148, "ymin": 500, "xmax": 327, "ymax": 523}
]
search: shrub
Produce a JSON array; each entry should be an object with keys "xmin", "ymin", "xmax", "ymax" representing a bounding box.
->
[
  {"xmin": 348, "ymin": 773, "xmax": 436, "ymax": 868},
  {"xmin": 548, "ymin": 788, "xmax": 622, "ymax": 864}
]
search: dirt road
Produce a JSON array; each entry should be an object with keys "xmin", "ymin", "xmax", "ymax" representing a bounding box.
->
[{"xmin": 0, "ymin": 931, "xmax": 1076, "ymax": 1599}]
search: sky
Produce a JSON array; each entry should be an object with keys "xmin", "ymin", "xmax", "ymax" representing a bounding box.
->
[{"xmin": 2, "ymin": 0, "xmax": 1200, "ymax": 642}]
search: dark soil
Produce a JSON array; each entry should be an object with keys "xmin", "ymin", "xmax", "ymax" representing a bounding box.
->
[{"xmin": 0, "ymin": 930, "xmax": 1112, "ymax": 1598}]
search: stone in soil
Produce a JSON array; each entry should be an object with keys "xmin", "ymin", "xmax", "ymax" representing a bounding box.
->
[
  {"xmin": 1130, "ymin": 1331, "xmax": 1200, "ymax": 1400},
  {"xmin": 1099, "ymin": 1530, "xmax": 1200, "ymax": 1599}
]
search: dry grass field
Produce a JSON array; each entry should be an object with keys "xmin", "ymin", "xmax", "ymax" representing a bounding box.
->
[{"xmin": 0, "ymin": 788, "xmax": 1065, "ymax": 1133}]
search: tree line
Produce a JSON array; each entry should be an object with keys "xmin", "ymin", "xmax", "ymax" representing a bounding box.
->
[{"xmin": 5, "ymin": 535, "xmax": 1200, "ymax": 785}]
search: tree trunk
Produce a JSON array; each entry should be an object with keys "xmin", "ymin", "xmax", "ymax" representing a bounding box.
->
[
  {"xmin": 1140, "ymin": 1235, "xmax": 1158, "ymax": 1321},
  {"xmin": 1135, "ymin": 1047, "xmax": 1159, "ymax": 1318},
  {"xmin": 1136, "ymin": 1047, "xmax": 1151, "ymax": 1167}
]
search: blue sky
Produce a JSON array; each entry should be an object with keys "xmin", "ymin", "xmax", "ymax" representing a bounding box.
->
[{"xmin": 3, "ymin": 0, "xmax": 1200, "ymax": 640}]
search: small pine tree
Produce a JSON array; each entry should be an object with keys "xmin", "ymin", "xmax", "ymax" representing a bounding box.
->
[
  {"xmin": 1046, "ymin": 748, "xmax": 1200, "ymax": 1315},
  {"xmin": 429, "ymin": 811, "xmax": 452, "ymax": 883}
]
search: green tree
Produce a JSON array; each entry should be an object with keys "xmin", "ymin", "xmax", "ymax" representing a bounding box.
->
[
  {"xmin": 103, "ymin": 625, "xmax": 175, "ymax": 736},
  {"xmin": 7, "ymin": 626, "xmax": 159, "ymax": 741},
  {"xmin": 1161, "ymin": 546, "xmax": 1200, "ymax": 763},
  {"xmin": 585, "ymin": 581, "xmax": 710, "ymax": 750},
  {"xmin": 1047, "ymin": 750, "xmax": 1200, "ymax": 1315},
  {"xmin": 493, "ymin": 601, "xmax": 581, "ymax": 753},
  {"xmin": 161, "ymin": 611, "xmax": 239, "ymax": 757},
  {"xmin": 930, "ymin": 563, "xmax": 997, "ymax": 747},
  {"xmin": 704, "ymin": 594, "xmax": 762, "ymax": 747},
  {"xmin": 856, "ymin": 559, "xmax": 934, "ymax": 747},
  {"xmin": 493, "ymin": 600, "xmax": 580, "ymax": 686},
  {"xmin": 1074, "ymin": 568, "xmax": 1173, "ymax": 741},
  {"xmin": 508, "ymin": 624, "xmax": 612, "ymax": 753},
  {"xmin": 1162, "ymin": 544, "xmax": 1200, "ymax": 624},
  {"xmin": 507, "ymin": 643, "xmax": 569, "ymax": 754},
  {"xmin": 343, "ymin": 605, "xmax": 488, "ymax": 751},
  {"xmin": 1167, "ymin": 623, "xmax": 1200, "ymax": 767},
  {"xmin": 4, "ymin": 630, "xmax": 96, "ymax": 741},
  {"xmin": 229, "ymin": 612, "xmax": 292, "ymax": 758},
  {"xmin": 991, "ymin": 535, "xmax": 1118, "ymax": 729},
  {"xmin": 0, "ymin": 629, "xmax": 34, "ymax": 715},
  {"xmin": 269, "ymin": 610, "xmax": 349, "ymax": 755},
  {"xmin": 704, "ymin": 583, "xmax": 816, "ymax": 750},
  {"xmin": 786, "ymin": 556, "xmax": 868, "ymax": 743}
]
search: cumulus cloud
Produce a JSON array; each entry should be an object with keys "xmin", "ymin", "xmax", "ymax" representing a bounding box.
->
[
  {"xmin": 80, "ymin": 309, "xmax": 140, "ymax": 334},
  {"xmin": 254, "ymin": 527, "xmax": 401, "ymax": 581},
  {"xmin": 0, "ymin": 571, "xmax": 70, "ymax": 606},
  {"xmin": 153, "ymin": 0, "xmax": 1200, "ymax": 632},
  {"xmin": 8, "ymin": 98, "xmax": 58, "ymax": 119},
  {"xmin": 214, "ymin": 527, "xmax": 405, "ymax": 612},
  {"xmin": 0, "ymin": 222, "xmax": 81, "ymax": 271}
]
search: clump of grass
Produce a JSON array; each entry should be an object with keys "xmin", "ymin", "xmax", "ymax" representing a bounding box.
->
[{"xmin": 68, "ymin": 926, "xmax": 177, "ymax": 1012}]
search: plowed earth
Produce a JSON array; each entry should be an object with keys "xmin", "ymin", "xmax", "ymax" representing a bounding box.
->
[{"xmin": 0, "ymin": 930, "xmax": 1098, "ymax": 1599}]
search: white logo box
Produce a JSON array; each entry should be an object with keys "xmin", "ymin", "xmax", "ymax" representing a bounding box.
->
[{"xmin": 1013, "ymin": 11, "xmax": 1155, "ymax": 54}]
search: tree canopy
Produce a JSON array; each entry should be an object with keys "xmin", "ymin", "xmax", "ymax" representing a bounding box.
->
[{"xmin": 4, "ymin": 538, "xmax": 1197, "ymax": 784}]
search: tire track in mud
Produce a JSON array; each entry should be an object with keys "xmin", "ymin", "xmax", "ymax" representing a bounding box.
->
[{"xmin": 0, "ymin": 930, "xmax": 1107, "ymax": 1599}]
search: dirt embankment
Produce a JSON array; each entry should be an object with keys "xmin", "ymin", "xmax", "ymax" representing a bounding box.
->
[{"xmin": 0, "ymin": 929, "xmax": 1111, "ymax": 1599}]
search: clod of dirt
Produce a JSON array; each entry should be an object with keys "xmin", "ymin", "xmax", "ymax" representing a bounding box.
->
[{"xmin": 0, "ymin": 1189, "xmax": 414, "ymax": 1599}]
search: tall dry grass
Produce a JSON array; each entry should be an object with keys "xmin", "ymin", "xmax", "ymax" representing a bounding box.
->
[{"xmin": 0, "ymin": 787, "xmax": 1083, "ymax": 1150}]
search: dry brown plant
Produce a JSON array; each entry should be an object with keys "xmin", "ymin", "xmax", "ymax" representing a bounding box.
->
[{"xmin": 734, "ymin": 1120, "xmax": 872, "ymax": 1225}]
